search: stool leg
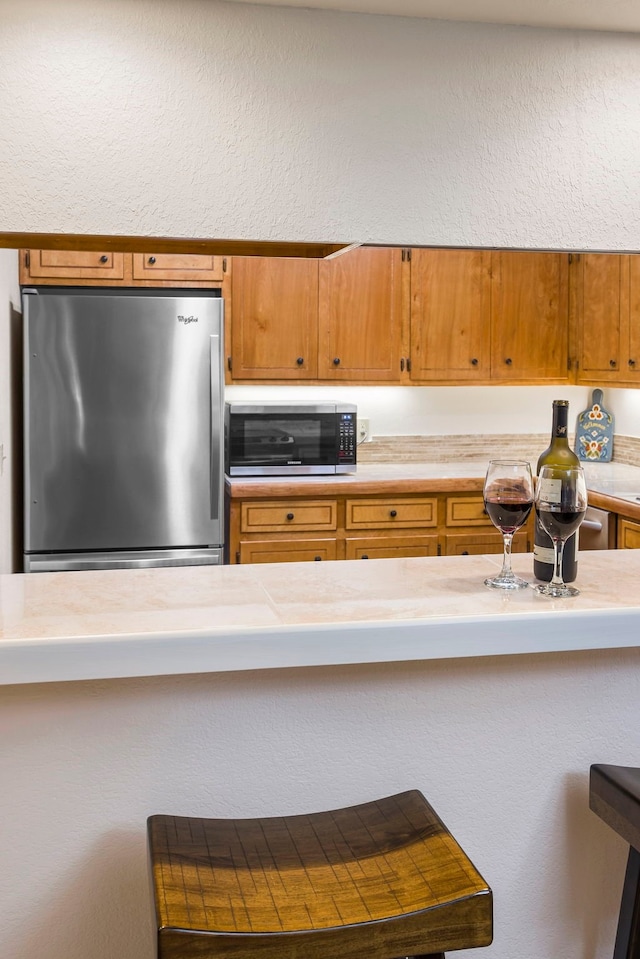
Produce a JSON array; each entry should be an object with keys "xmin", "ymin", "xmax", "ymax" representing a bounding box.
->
[{"xmin": 614, "ymin": 847, "xmax": 640, "ymax": 959}]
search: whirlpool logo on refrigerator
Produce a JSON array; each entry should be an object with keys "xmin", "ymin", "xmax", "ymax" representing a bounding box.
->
[{"xmin": 178, "ymin": 315, "xmax": 198, "ymax": 324}]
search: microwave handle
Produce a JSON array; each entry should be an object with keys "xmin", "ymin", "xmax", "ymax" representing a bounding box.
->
[{"xmin": 210, "ymin": 334, "xmax": 223, "ymax": 521}]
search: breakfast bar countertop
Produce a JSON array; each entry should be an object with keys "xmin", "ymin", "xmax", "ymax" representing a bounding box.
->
[{"xmin": 2, "ymin": 546, "xmax": 640, "ymax": 687}]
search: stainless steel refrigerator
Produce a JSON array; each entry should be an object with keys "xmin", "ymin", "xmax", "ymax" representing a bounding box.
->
[{"xmin": 22, "ymin": 287, "xmax": 225, "ymax": 572}]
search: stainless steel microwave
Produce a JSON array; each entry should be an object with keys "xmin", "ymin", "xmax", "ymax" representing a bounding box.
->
[{"xmin": 225, "ymin": 403, "xmax": 357, "ymax": 475}]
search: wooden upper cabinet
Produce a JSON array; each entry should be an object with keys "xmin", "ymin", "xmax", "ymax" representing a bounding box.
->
[
  {"xmin": 576, "ymin": 253, "xmax": 624, "ymax": 381},
  {"xmin": 575, "ymin": 253, "xmax": 640, "ymax": 385},
  {"xmin": 230, "ymin": 256, "xmax": 319, "ymax": 380},
  {"xmin": 21, "ymin": 249, "xmax": 125, "ymax": 281},
  {"xmin": 629, "ymin": 255, "xmax": 640, "ymax": 379},
  {"xmin": 490, "ymin": 251, "xmax": 570, "ymax": 382},
  {"xmin": 318, "ymin": 247, "xmax": 403, "ymax": 381},
  {"xmin": 132, "ymin": 252, "xmax": 224, "ymax": 282},
  {"xmin": 409, "ymin": 248, "xmax": 491, "ymax": 381}
]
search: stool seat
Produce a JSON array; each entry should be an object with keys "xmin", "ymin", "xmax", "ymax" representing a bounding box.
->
[
  {"xmin": 590, "ymin": 764, "xmax": 640, "ymax": 959},
  {"xmin": 148, "ymin": 789, "xmax": 492, "ymax": 959}
]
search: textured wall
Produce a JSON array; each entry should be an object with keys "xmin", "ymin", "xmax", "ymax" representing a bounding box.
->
[
  {"xmin": 1, "ymin": 0, "xmax": 640, "ymax": 248},
  {"xmin": 2, "ymin": 650, "xmax": 637, "ymax": 959}
]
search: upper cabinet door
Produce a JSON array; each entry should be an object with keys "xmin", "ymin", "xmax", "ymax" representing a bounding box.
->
[
  {"xmin": 132, "ymin": 253, "xmax": 224, "ymax": 283},
  {"xmin": 409, "ymin": 248, "xmax": 491, "ymax": 382},
  {"xmin": 22, "ymin": 249, "xmax": 125, "ymax": 281},
  {"xmin": 318, "ymin": 247, "xmax": 403, "ymax": 381},
  {"xmin": 628, "ymin": 255, "xmax": 640, "ymax": 380},
  {"xmin": 490, "ymin": 252, "xmax": 570, "ymax": 382},
  {"xmin": 576, "ymin": 253, "xmax": 625, "ymax": 381},
  {"xmin": 230, "ymin": 256, "xmax": 319, "ymax": 380}
]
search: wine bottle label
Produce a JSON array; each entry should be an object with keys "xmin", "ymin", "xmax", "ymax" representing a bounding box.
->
[
  {"xmin": 533, "ymin": 544, "xmax": 555, "ymax": 563},
  {"xmin": 538, "ymin": 477, "xmax": 562, "ymax": 504}
]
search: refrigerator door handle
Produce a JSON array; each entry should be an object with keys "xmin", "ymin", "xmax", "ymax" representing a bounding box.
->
[{"xmin": 210, "ymin": 334, "xmax": 223, "ymax": 522}]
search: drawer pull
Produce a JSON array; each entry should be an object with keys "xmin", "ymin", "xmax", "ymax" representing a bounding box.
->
[
  {"xmin": 505, "ymin": 357, "xmax": 512, "ymax": 366},
  {"xmin": 148, "ymin": 256, "xmax": 156, "ymax": 264},
  {"xmin": 361, "ymin": 555, "xmax": 369, "ymax": 560},
  {"xmin": 333, "ymin": 357, "xmax": 340, "ymax": 366},
  {"xmin": 629, "ymin": 359, "xmax": 636, "ymax": 368},
  {"xmin": 99, "ymin": 255, "xmax": 108, "ymax": 263},
  {"xmin": 314, "ymin": 556, "xmax": 322, "ymax": 561},
  {"xmin": 471, "ymin": 357, "xmax": 478, "ymax": 366},
  {"xmin": 462, "ymin": 550, "xmax": 469, "ymax": 555},
  {"xmin": 610, "ymin": 359, "xmax": 617, "ymax": 367},
  {"xmin": 286, "ymin": 512, "xmax": 294, "ymax": 521},
  {"xmin": 389, "ymin": 509, "xmax": 397, "ymax": 518}
]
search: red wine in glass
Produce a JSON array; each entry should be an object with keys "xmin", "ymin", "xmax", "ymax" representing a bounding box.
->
[{"xmin": 483, "ymin": 460, "xmax": 534, "ymax": 590}]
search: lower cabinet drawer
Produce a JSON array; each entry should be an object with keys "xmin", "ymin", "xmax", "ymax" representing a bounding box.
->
[
  {"xmin": 241, "ymin": 500, "xmax": 338, "ymax": 533},
  {"xmin": 444, "ymin": 531, "xmax": 528, "ymax": 556},
  {"xmin": 446, "ymin": 495, "xmax": 493, "ymax": 527},
  {"xmin": 346, "ymin": 497, "xmax": 438, "ymax": 529},
  {"xmin": 618, "ymin": 518, "xmax": 640, "ymax": 549},
  {"xmin": 239, "ymin": 539, "xmax": 337, "ymax": 564},
  {"xmin": 345, "ymin": 535, "xmax": 439, "ymax": 560}
]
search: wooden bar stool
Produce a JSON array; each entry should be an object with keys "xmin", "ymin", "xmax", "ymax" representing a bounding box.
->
[
  {"xmin": 147, "ymin": 789, "xmax": 492, "ymax": 959},
  {"xmin": 590, "ymin": 764, "xmax": 640, "ymax": 959}
]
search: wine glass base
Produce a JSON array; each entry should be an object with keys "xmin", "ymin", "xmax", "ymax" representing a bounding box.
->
[
  {"xmin": 535, "ymin": 582, "xmax": 580, "ymax": 598},
  {"xmin": 484, "ymin": 575, "xmax": 529, "ymax": 591}
]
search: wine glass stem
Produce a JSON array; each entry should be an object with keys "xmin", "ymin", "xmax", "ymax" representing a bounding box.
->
[
  {"xmin": 551, "ymin": 539, "xmax": 566, "ymax": 587},
  {"xmin": 500, "ymin": 532, "xmax": 514, "ymax": 578}
]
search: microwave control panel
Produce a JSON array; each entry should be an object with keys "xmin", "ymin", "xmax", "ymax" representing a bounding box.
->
[{"xmin": 338, "ymin": 412, "xmax": 356, "ymax": 462}]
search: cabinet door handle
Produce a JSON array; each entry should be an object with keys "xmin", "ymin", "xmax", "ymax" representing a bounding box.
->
[
  {"xmin": 471, "ymin": 357, "xmax": 478, "ymax": 366},
  {"xmin": 333, "ymin": 357, "xmax": 341, "ymax": 366},
  {"xmin": 610, "ymin": 359, "xmax": 617, "ymax": 367},
  {"xmin": 462, "ymin": 550, "xmax": 469, "ymax": 555},
  {"xmin": 389, "ymin": 509, "xmax": 397, "ymax": 518},
  {"xmin": 361, "ymin": 555, "xmax": 369, "ymax": 560},
  {"xmin": 314, "ymin": 556, "xmax": 322, "ymax": 561},
  {"xmin": 99, "ymin": 255, "xmax": 108, "ymax": 264},
  {"xmin": 296, "ymin": 357, "xmax": 304, "ymax": 365},
  {"xmin": 505, "ymin": 357, "xmax": 512, "ymax": 366},
  {"xmin": 286, "ymin": 512, "xmax": 294, "ymax": 520},
  {"xmin": 629, "ymin": 359, "xmax": 636, "ymax": 367},
  {"xmin": 400, "ymin": 358, "xmax": 405, "ymax": 372},
  {"xmin": 148, "ymin": 256, "xmax": 156, "ymax": 264}
]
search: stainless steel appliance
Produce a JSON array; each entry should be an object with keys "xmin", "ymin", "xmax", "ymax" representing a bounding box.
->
[
  {"xmin": 225, "ymin": 403, "xmax": 357, "ymax": 475},
  {"xmin": 22, "ymin": 287, "xmax": 225, "ymax": 571}
]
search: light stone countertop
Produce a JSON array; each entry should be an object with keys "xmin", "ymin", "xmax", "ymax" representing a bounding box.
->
[{"xmin": 2, "ymin": 547, "xmax": 640, "ymax": 687}]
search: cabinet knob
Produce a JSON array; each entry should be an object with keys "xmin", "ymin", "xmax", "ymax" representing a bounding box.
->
[
  {"xmin": 296, "ymin": 357, "xmax": 304, "ymax": 365},
  {"xmin": 462, "ymin": 550, "xmax": 469, "ymax": 555},
  {"xmin": 471, "ymin": 358, "xmax": 478, "ymax": 366},
  {"xmin": 361, "ymin": 555, "xmax": 369, "ymax": 560},
  {"xmin": 99, "ymin": 255, "xmax": 108, "ymax": 264},
  {"xmin": 286, "ymin": 512, "xmax": 294, "ymax": 521},
  {"xmin": 389, "ymin": 509, "xmax": 397, "ymax": 518},
  {"xmin": 610, "ymin": 359, "xmax": 617, "ymax": 367},
  {"xmin": 148, "ymin": 256, "xmax": 156, "ymax": 264},
  {"xmin": 314, "ymin": 556, "xmax": 322, "ymax": 561},
  {"xmin": 505, "ymin": 357, "xmax": 512, "ymax": 366},
  {"xmin": 629, "ymin": 359, "xmax": 636, "ymax": 367},
  {"xmin": 333, "ymin": 357, "xmax": 340, "ymax": 366}
]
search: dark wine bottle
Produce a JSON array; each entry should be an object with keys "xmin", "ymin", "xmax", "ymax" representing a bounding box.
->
[{"xmin": 533, "ymin": 400, "xmax": 581, "ymax": 583}]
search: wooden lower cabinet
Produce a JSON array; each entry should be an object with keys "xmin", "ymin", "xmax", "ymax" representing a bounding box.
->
[
  {"xmin": 227, "ymin": 489, "xmax": 533, "ymax": 565},
  {"xmin": 239, "ymin": 539, "xmax": 337, "ymax": 564},
  {"xmin": 617, "ymin": 518, "xmax": 640, "ymax": 549},
  {"xmin": 345, "ymin": 535, "xmax": 439, "ymax": 560},
  {"xmin": 445, "ymin": 531, "xmax": 528, "ymax": 556}
]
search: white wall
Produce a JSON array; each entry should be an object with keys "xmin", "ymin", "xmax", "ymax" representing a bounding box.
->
[
  {"xmin": 1, "ymin": 652, "xmax": 634, "ymax": 959},
  {"xmin": 1, "ymin": 0, "xmax": 640, "ymax": 250}
]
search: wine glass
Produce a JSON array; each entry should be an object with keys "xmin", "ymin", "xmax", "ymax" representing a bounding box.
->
[
  {"xmin": 483, "ymin": 460, "xmax": 534, "ymax": 590},
  {"xmin": 534, "ymin": 466, "xmax": 587, "ymax": 597}
]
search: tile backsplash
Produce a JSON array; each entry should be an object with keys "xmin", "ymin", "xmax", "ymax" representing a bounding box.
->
[{"xmin": 359, "ymin": 433, "xmax": 640, "ymax": 467}]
